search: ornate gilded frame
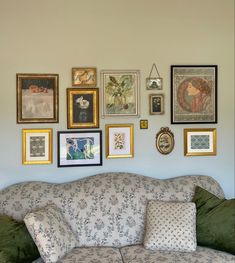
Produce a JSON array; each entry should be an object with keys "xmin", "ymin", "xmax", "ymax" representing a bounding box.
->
[{"xmin": 156, "ymin": 127, "xmax": 174, "ymax": 155}]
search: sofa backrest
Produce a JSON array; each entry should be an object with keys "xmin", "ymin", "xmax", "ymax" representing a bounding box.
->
[{"xmin": 0, "ymin": 173, "xmax": 224, "ymax": 247}]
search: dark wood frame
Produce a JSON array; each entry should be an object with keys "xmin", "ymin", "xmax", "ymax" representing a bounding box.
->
[
  {"xmin": 171, "ymin": 65, "xmax": 217, "ymax": 124},
  {"xmin": 16, "ymin": 73, "xmax": 59, "ymax": 123}
]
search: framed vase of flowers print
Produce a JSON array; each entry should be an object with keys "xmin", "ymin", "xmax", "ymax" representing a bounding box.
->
[{"xmin": 171, "ymin": 65, "xmax": 217, "ymax": 124}]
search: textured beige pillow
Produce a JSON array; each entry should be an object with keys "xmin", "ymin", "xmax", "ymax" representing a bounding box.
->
[
  {"xmin": 24, "ymin": 204, "xmax": 77, "ymax": 263},
  {"xmin": 144, "ymin": 200, "xmax": 196, "ymax": 252}
]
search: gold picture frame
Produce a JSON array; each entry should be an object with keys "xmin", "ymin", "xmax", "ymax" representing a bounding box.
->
[
  {"xmin": 67, "ymin": 88, "xmax": 99, "ymax": 129},
  {"xmin": 72, "ymin": 67, "xmax": 97, "ymax": 87},
  {"xmin": 22, "ymin": 129, "xmax": 52, "ymax": 165},
  {"xmin": 140, "ymin": 119, "xmax": 148, "ymax": 129},
  {"xmin": 149, "ymin": 94, "xmax": 164, "ymax": 115},
  {"xmin": 156, "ymin": 127, "xmax": 175, "ymax": 155},
  {"xmin": 17, "ymin": 74, "xmax": 59, "ymax": 123},
  {"xmin": 105, "ymin": 124, "xmax": 134, "ymax": 158},
  {"xmin": 184, "ymin": 128, "xmax": 216, "ymax": 156}
]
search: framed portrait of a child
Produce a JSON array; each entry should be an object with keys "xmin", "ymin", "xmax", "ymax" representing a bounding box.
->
[{"xmin": 171, "ymin": 65, "xmax": 217, "ymax": 124}]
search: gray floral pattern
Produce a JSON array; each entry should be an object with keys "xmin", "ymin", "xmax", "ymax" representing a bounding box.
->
[
  {"xmin": 24, "ymin": 204, "xmax": 78, "ymax": 263},
  {"xmin": 144, "ymin": 201, "xmax": 196, "ymax": 252},
  {"xmin": 0, "ymin": 173, "xmax": 224, "ymax": 248},
  {"xmin": 120, "ymin": 245, "xmax": 235, "ymax": 263}
]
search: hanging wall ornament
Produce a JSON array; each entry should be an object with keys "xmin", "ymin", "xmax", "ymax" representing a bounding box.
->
[
  {"xmin": 156, "ymin": 127, "xmax": 174, "ymax": 155},
  {"xmin": 146, "ymin": 63, "xmax": 163, "ymax": 90}
]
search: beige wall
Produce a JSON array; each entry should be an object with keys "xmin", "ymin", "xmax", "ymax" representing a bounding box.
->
[{"xmin": 0, "ymin": 0, "xmax": 234, "ymax": 197}]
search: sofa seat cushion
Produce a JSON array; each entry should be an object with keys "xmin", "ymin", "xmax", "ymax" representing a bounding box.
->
[
  {"xmin": 57, "ymin": 247, "xmax": 123, "ymax": 263},
  {"xmin": 120, "ymin": 245, "xmax": 235, "ymax": 263}
]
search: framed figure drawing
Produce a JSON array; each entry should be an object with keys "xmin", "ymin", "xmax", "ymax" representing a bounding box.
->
[
  {"xmin": 72, "ymin": 67, "xmax": 97, "ymax": 87},
  {"xmin": 149, "ymin": 94, "xmax": 164, "ymax": 115},
  {"xmin": 22, "ymin": 129, "xmax": 52, "ymax": 165},
  {"xmin": 17, "ymin": 74, "xmax": 59, "ymax": 123},
  {"xmin": 57, "ymin": 130, "xmax": 102, "ymax": 167},
  {"xmin": 171, "ymin": 65, "xmax": 217, "ymax": 124},
  {"xmin": 184, "ymin": 128, "xmax": 216, "ymax": 156},
  {"xmin": 101, "ymin": 70, "xmax": 140, "ymax": 117},
  {"xmin": 67, "ymin": 88, "xmax": 99, "ymax": 129},
  {"xmin": 105, "ymin": 124, "xmax": 134, "ymax": 158}
]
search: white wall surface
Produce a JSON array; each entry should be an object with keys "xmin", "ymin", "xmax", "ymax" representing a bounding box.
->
[{"xmin": 0, "ymin": 0, "xmax": 234, "ymax": 197}]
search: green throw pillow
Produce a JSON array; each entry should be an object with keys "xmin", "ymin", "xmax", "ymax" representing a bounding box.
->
[
  {"xmin": 0, "ymin": 215, "xmax": 40, "ymax": 263},
  {"xmin": 192, "ymin": 186, "xmax": 235, "ymax": 255}
]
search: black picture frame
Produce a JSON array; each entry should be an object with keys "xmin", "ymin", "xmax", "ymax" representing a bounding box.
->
[
  {"xmin": 171, "ymin": 65, "xmax": 217, "ymax": 124},
  {"xmin": 57, "ymin": 130, "xmax": 102, "ymax": 167}
]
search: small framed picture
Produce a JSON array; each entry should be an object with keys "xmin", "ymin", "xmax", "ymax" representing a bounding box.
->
[
  {"xmin": 156, "ymin": 127, "xmax": 175, "ymax": 155},
  {"xmin": 105, "ymin": 124, "xmax": 134, "ymax": 158},
  {"xmin": 22, "ymin": 129, "xmax": 53, "ymax": 165},
  {"xmin": 17, "ymin": 74, "xmax": 59, "ymax": 123},
  {"xmin": 57, "ymin": 130, "xmax": 102, "ymax": 167},
  {"xmin": 146, "ymin": 77, "xmax": 163, "ymax": 90},
  {"xmin": 149, "ymin": 94, "xmax": 164, "ymax": 115},
  {"xmin": 171, "ymin": 65, "xmax": 217, "ymax": 124},
  {"xmin": 72, "ymin": 67, "xmax": 97, "ymax": 87},
  {"xmin": 101, "ymin": 70, "xmax": 140, "ymax": 117},
  {"xmin": 140, "ymin": 119, "xmax": 148, "ymax": 129},
  {"xmin": 67, "ymin": 88, "xmax": 99, "ymax": 129},
  {"xmin": 184, "ymin": 128, "xmax": 216, "ymax": 156}
]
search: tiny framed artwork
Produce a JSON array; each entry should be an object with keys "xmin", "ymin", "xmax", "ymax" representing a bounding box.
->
[
  {"xmin": 72, "ymin": 67, "xmax": 97, "ymax": 87},
  {"xmin": 149, "ymin": 94, "xmax": 164, "ymax": 115},
  {"xmin": 57, "ymin": 130, "xmax": 102, "ymax": 167},
  {"xmin": 17, "ymin": 74, "xmax": 59, "ymax": 123},
  {"xmin": 67, "ymin": 88, "xmax": 99, "ymax": 129},
  {"xmin": 184, "ymin": 128, "xmax": 216, "ymax": 156},
  {"xmin": 22, "ymin": 129, "xmax": 53, "ymax": 165},
  {"xmin": 171, "ymin": 65, "xmax": 217, "ymax": 124},
  {"xmin": 101, "ymin": 70, "xmax": 140, "ymax": 117},
  {"xmin": 156, "ymin": 127, "xmax": 174, "ymax": 155},
  {"xmin": 146, "ymin": 77, "xmax": 163, "ymax": 90},
  {"xmin": 140, "ymin": 119, "xmax": 148, "ymax": 129},
  {"xmin": 105, "ymin": 124, "xmax": 134, "ymax": 158}
]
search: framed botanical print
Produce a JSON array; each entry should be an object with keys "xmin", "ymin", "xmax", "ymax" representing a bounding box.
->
[
  {"xmin": 17, "ymin": 74, "xmax": 59, "ymax": 123},
  {"xmin": 105, "ymin": 124, "xmax": 134, "ymax": 158},
  {"xmin": 171, "ymin": 65, "xmax": 217, "ymax": 124},
  {"xmin": 155, "ymin": 127, "xmax": 174, "ymax": 155},
  {"xmin": 22, "ymin": 129, "xmax": 52, "ymax": 165},
  {"xmin": 184, "ymin": 128, "xmax": 216, "ymax": 156},
  {"xmin": 149, "ymin": 94, "xmax": 164, "ymax": 115},
  {"xmin": 72, "ymin": 67, "xmax": 97, "ymax": 87},
  {"xmin": 67, "ymin": 88, "xmax": 99, "ymax": 129},
  {"xmin": 101, "ymin": 70, "xmax": 140, "ymax": 117},
  {"xmin": 57, "ymin": 130, "xmax": 102, "ymax": 167}
]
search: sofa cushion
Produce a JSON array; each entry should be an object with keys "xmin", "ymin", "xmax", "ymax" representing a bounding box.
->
[
  {"xmin": 57, "ymin": 247, "xmax": 123, "ymax": 263},
  {"xmin": 0, "ymin": 215, "xmax": 40, "ymax": 263},
  {"xmin": 144, "ymin": 200, "xmax": 196, "ymax": 252},
  {"xmin": 24, "ymin": 204, "xmax": 77, "ymax": 263},
  {"xmin": 120, "ymin": 245, "xmax": 235, "ymax": 263},
  {"xmin": 192, "ymin": 186, "xmax": 235, "ymax": 255}
]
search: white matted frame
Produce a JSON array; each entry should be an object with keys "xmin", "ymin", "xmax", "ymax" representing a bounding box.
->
[
  {"xmin": 22, "ymin": 128, "xmax": 52, "ymax": 165},
  {"xmin": 184, "ymin": 128, "xmax": 216, "ymax": 156},
  {"xmin": 106, "ymin": 124, "xmax": 134, "ymax": 158}
]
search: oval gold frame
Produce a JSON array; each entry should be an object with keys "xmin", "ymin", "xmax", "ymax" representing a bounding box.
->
[{"xmin": 156, "ymin": 127, "xmax": 174, "ymax": 155}]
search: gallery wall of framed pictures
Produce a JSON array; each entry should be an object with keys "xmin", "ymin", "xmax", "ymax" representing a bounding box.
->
[{"xmin": 17, "ymin": 63, "xmax": 218, "ymax": 167}]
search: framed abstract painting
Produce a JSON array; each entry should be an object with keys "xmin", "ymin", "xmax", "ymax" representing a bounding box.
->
[{"xmin": 171, "ymin": 65, "xmax": 217, "ymax": 124}]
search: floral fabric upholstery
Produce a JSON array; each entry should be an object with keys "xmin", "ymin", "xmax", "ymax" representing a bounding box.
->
[
  {"xmin": 24, "ymin": 204, "xmax": 78, "ymax": 263},
  {"xmin": 0, "ymin": 173, "xmax": 224, "ymax": 247},
  {"xmin": 58, "ymin": 247, "xmax": 123, "ymax": 263},
  {"xmin": 120, "ymin": 245, "xmax": 235, "ymax": 263}
]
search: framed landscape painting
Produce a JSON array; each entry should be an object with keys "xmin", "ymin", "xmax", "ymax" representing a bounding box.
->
[
  {"xmin": 171, "ymin": 65, "xmax": 217, "ymax": 124},
  {"xmin": 184, "ymin": 128, "xmax": 216, "ymax": 156},
  {"xmin": 67, "ymin": 88, "xmax": 99, "ymax": 129},
  {"xmin": 17, "ymin": 74, "xmax": 59, "ymax": 123},
  {"xmin": 101, "ymin": 70, "xmax": 140, "ymax": 117},
  {"xmin": 22, "ymin": 129, "xmax": 52, "ymax": 165},
  {"xmin": 57, "ymin": 130, "xmax": 102, "ymax": 167}
]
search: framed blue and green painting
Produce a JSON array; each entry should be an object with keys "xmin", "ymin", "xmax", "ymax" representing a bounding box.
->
[{"xmin": 57, "ymin": 130, "xmax": 102, "ymax": 167}]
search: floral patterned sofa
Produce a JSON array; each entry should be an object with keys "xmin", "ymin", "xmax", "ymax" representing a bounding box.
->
[{"xmin": 0, "ymin": 172, "xmax": 234, "ymax": 263}]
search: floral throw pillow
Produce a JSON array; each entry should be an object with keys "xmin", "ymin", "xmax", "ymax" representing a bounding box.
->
[
  {"xmin": 24, "ymin": 204, "xmax": 78, "ymax": 263},
  {"xmin": 144, "ymin": 200, "xmax": 196, "ymax": 252}
]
